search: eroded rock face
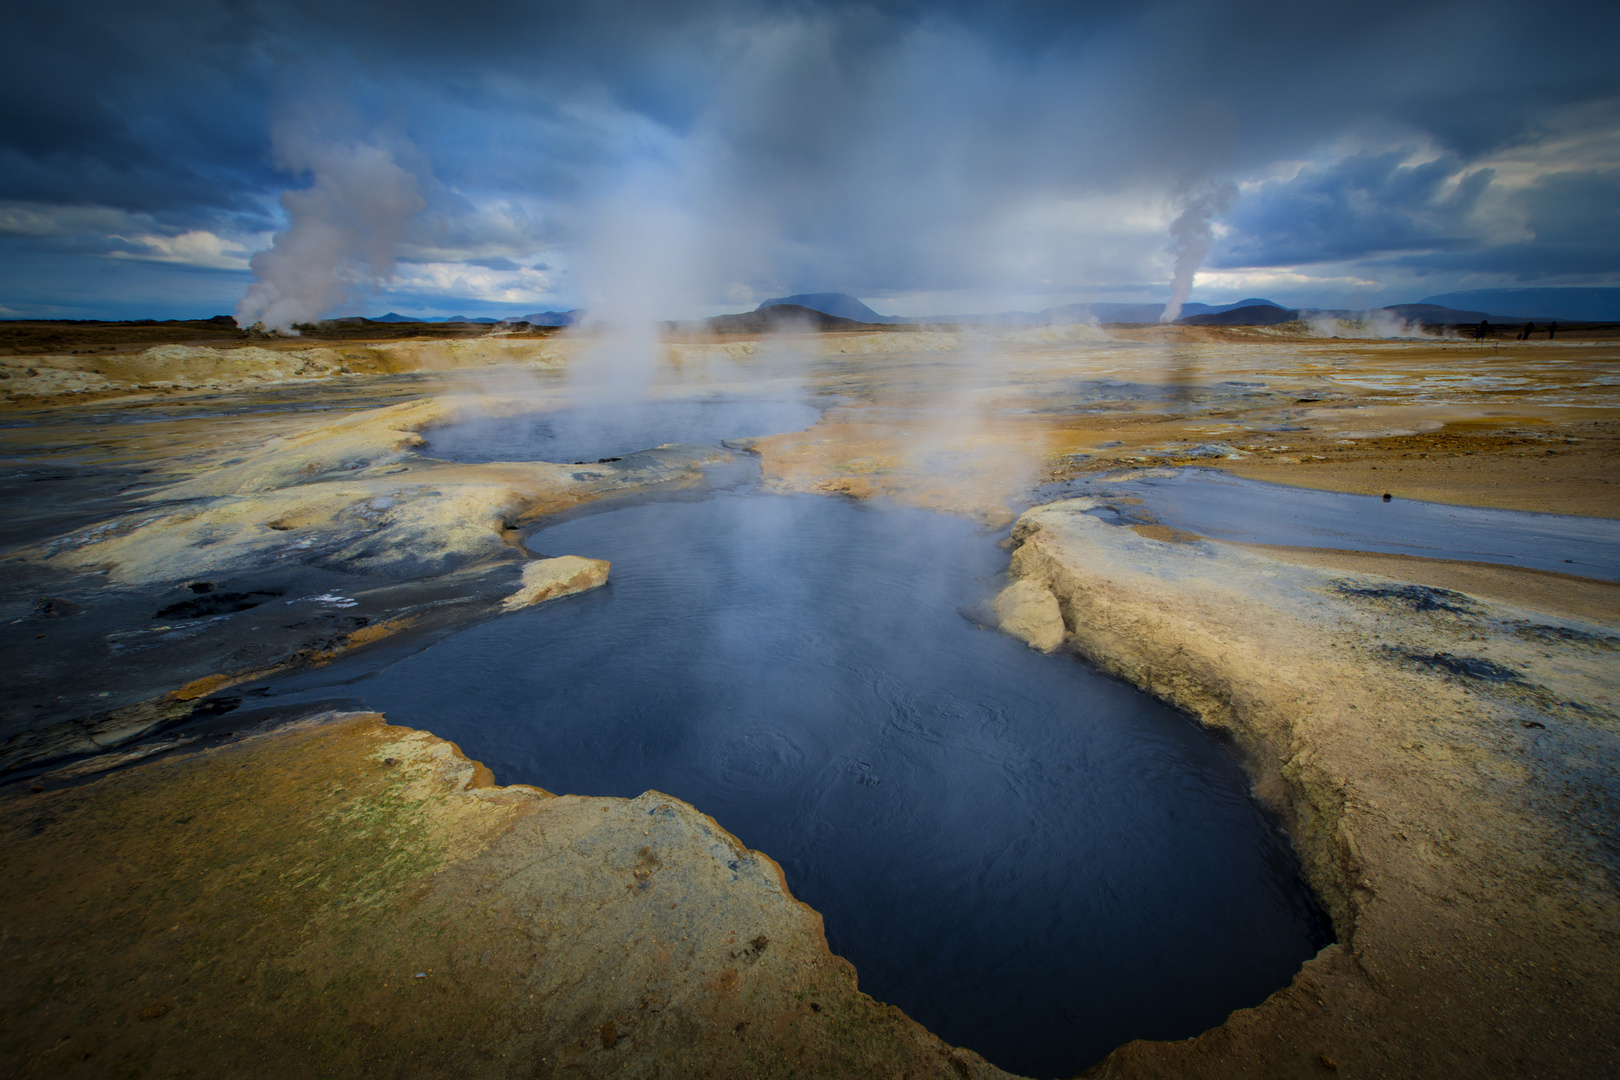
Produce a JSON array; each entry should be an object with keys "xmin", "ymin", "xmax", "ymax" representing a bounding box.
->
[
  {"xmin": 1003, "ymin": 498, "xmax": 1620, "ymax": 1078},
  {"xmin": 0, "ymin": 713, "xmax": 1008, "ymax": 1080},
  {"xmin": 503, "ymin": 555, "xmax": 610, "ymax": 611}
]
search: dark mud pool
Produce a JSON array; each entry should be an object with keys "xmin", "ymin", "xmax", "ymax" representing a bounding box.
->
[
  {"xmin": 263, "ymin": 491, "xmax": 1330, "ymax": 1077},
  {"xmin": 422, "ymin": 398, "xmax": 822, "ymax": 463},
  {"xmin": 1074, "ymin": 468, "xmax": 1620, "ymax": 582}
]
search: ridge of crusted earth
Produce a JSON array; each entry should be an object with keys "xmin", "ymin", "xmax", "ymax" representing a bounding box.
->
[
  {"xmin": 0, "ymin": 713, "xmax": 1007, "ymax": 1079},
  {"xmin": 996, "ymin": 501, "xmax": 1620, "ymax": 1078}
]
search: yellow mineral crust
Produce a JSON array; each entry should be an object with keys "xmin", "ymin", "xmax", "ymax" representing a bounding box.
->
[
  {"xmin": 22, "ymin": 397, "xmax": 729, "ymax": 586},
  {"xmin": 0, "ymin": 713, "xmax": 1007, "ymax": 1080},
  {"xmin": 502, "ymin": 556, "xmax": 611, "ymax": 611}
]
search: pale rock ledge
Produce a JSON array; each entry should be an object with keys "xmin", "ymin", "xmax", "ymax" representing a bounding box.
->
[{"xmin": 502, "ymin": 555, "xmax": 610, "ymax": 611}]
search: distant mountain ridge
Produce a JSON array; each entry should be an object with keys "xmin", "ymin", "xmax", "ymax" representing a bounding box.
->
[
  {"xmin": 1419, "ymin": 288, "xmax": 1620, "ymax": 322},
  {"xmin": 753, "ymin": 292, "xmax": 1288, "ymax": 326},
  {"xmin": 756, "ymin": 293, "xmax": 893, "ymax": 323},
  {"xmin": 708, "ymin": 304, "xmax": 890, "ymax": 334},
  {"xmin": 1174, "ymin": 304, "xmax": 1300, "ymax": 326},
  {"xmin": 358, "ymin": 285, "xmax": 1619, "ymax": 330},
  {"xmin": 362, "ymin": 310, "xmax": 580, "ymax": 326},
  {"xmin": 746, "ymin": 292, "xmax": 1570, "ymax": 327},
  {"xmin": 518, "ymin": 310, "xmax": 582, "ymax": 326},
  {"xmin": 1384, "ymin": 304, "xmax": 1529, "ymax": 325}
]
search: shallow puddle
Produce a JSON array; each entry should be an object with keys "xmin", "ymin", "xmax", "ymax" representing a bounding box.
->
[
  {"xmin": 1073, "ymin": 468, "xmax": 1620, "ymax": 581},
  {"xmin": 261, "ymin": 489, "xmax": 1329, "ymax": 1077}
]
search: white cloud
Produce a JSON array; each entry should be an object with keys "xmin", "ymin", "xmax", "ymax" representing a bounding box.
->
[
  {"xmin": 1196, "ymin": 267, "xmax": 1383, "ymax": 294},
  {"xmin": 107, "ymin": 229, "xmax": 255, "ymax": 270},
  {"xmin": 0, "ymin": 200, "xmax": 264, "ymax": 271},
  {"xmin": 382, "ymin": 260, "xmax": 557, "ymax": 304}
]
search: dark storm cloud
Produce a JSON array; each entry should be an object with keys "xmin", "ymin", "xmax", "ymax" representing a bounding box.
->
[
  {"xmin": 1513, "ymin": 168, "xmax": 1620, "ymax": 252},
  {"xmin": 1, "ymin": 1, "xmax": 277, "ymax": 219},
  {"xmin": 1390, "ymin": 166, "xmax": 1620, "ymax": 281},
  {"xmin": 1214, "ymin": 152, "xmax": 1495, "ymax": 267},
  {"xmin": 3, "ymin": 0, "xmax": 1618, "ymax": 316}
]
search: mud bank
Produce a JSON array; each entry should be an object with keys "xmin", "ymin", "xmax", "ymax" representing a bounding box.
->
[
  {"xmin": 1000, "ymin": 500, "xmax": 1620, "ymax": 1078},
  {"xmin": 0, "ymin": 392, "xmax": 732, "ymax": 775},
  {"xmin": 0, "ymin": 713, "xmax": 1006, "ymax": 1079}
]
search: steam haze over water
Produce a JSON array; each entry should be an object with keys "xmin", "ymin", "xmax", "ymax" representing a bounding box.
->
[{"xmin": 1, "ymin": 0, "xmax": 1617, "ymax": 322}]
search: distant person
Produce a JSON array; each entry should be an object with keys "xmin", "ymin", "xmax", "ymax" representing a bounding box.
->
[
  {"xmin": 1548, "ymin": 321, "xmax": 1558, "ymax": 339},
  {"xmin": 1520, "ymin": 321, "xmax": 1535, "ymax": 340},
  {"xmin": 1474, "ymin": 320, "xmax": 1489, "ymax": 339}
]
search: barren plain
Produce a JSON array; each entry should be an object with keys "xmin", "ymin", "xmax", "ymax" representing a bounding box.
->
[{"xmin": 1, "ymin": 320, "xmax": 1616, "ymax": 1078}]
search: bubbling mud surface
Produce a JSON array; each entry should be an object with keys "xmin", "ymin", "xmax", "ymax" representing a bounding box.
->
[
  {"xmin": 422, "ymin": 398, "xmax": 822, "ymax": 463},
  {"xmin": 258, "ymin": 490, "xmax": 1330, "ymax": 1078},
  {"xmin": 1060, "ymin": 468, "xmax": 1620, "ymax": 581}
]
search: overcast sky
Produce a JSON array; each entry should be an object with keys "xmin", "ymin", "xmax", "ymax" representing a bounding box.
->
[{"xmin": 2, "ymin": 0, "xmax": 1617, "ymax": 322}]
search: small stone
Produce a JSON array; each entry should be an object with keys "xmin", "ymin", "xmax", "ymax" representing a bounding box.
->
[
  {"xmin": 1382, "ymin": 493, "xmax": 1392, "ymax": 502},
  {"xmin": 138, "ymin": 1003, "xmax": 169, "ymax": 1021},
  {"xmin": 1319, "ymin": 1054, "xmax": 1338, "ymax": 1070}
]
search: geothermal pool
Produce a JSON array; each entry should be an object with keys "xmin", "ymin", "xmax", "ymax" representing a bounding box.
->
[{"xmin": 260, "ymin": 467, "xmax": 1330, "ymax": 1076}]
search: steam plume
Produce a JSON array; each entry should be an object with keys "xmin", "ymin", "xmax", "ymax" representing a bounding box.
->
[
  {"xmin": 236, "ymin": 137, "xmax": 425, "ymax": 332},
  {"xmin": 1160, "ymin": 182, "xmax": 1238, "ymax": 323},
  {"xmin": 569, "ymin": 167, "xmax": 706, "ymax": 403}
]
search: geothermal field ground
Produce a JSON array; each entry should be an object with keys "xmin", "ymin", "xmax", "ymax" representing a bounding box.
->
[{"xmin": 1, "ymin": 319, "xmax": 1617, "ymax": 1079}]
